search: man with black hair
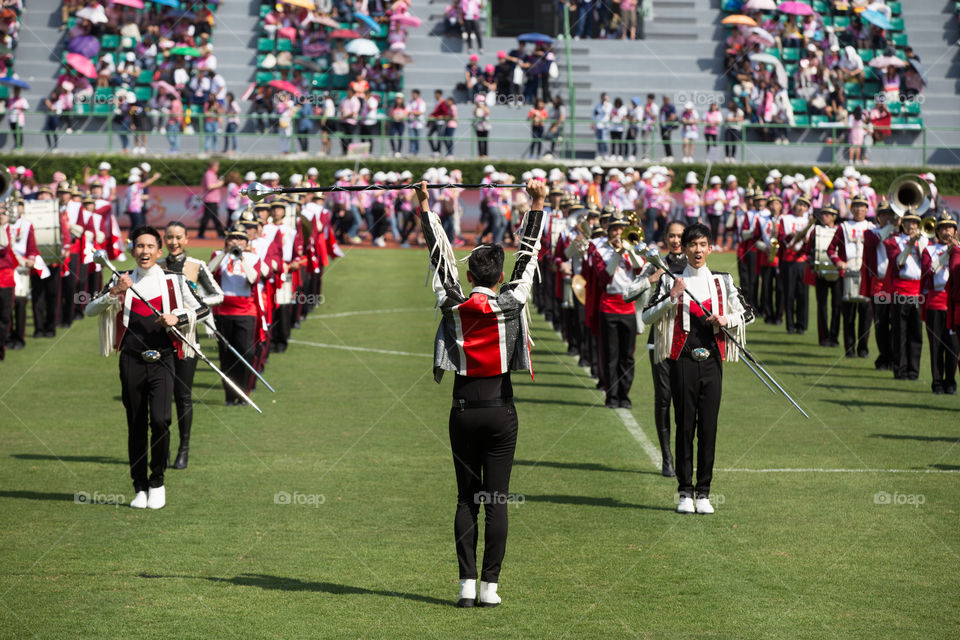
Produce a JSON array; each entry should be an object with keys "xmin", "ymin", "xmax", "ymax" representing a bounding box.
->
[
  {"xmin": 643, "ymin": 223, "xmax": 752, "ymax": 515},
  {"xmin": 414, "ymin": 178, "xmax": 546, "ymax": 609},
  {"xmin": 85, "ymin": 226, "xmax": 209, "ymax": 509}
]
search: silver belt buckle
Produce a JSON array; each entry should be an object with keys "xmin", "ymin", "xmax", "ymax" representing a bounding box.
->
[
  {"xmin": 141, "ymin": 349, "xmax": 161, "ymax": 363},
  {"xmin": 691, "ymin": 348, "xmax": 710, "ymax": 362}
]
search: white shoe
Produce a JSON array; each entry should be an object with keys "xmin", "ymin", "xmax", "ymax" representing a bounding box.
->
[
  {"xmin": 664, "ymin": 155, "xmax": 674, "ymax": 163},
  {"xmin": 695, "ymin": 497, "xmax": 715, "ymax": 514},
  {"xmin": 146, "ymin": 485, "xmax": 165, "ymax": 509},
  {"xmin": 478, "ymin": 581, "xmax": 500, "ymax": 607},
  {"xmin": 457, "ymin": 578, "xmax": 477, "ymax": 607},
  {"xmin": 130, "ymin": 490, "xmax": 148, "ymax": 509},
  {"xmin": 676, "ymin": 496, "xmax": 695, "ymax": 514},
  {"xmin": 627, "ymin": 155, "xmax": 636, "ymax": 162},
  {"xmin": 373, "ymin": 237, "xmax": 386, "ymax": 247}
]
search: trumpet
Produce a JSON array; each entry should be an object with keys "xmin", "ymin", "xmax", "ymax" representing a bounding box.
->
[
  {"xmin": 768, "ymin": 238, "xmax": 780, "ymax": 260},
  {"xmin": 920, "ymin": 214, "xmax": 938, "ymax": 240}
]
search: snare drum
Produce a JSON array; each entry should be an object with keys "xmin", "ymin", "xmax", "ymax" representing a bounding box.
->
[
  {"xmin": 842, "ymin": 257, "xmax": 867, "ymax": 302},
  {"xmin": 21, "ymin": 200, "xmax": 62, "ymax": 265}
]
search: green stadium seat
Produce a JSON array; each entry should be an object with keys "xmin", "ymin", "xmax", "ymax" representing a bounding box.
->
[
  {"xmin": 790, "ymin": 98, "xmax": 808, "ymax": 114},
  {"xmin": 784, "ymin": 63, "xmax": 798, "ymax": 77},
  {"xmin": 890, "ymin": 17, "xmax": 904, "ymax": 32},
  {"xmin": 257, "ymin": 37, "xmax": 274, "ymax": 52},
  {"xmin": 276, "ymin": 38, "xmax": 293, "ymax": 52},
  {"xmin": 863, "ymin": 80, "xmax": 881, "ymax": 97},
  {"xmin": 67, "ymin": 17, "xmax": 76, "ymax": 30},
  {"xmin": 255, "ymin": 70, "xmax": 274, "ymax": 84},
  {"xmin": 859, "ymin": 49, "xmax": 874, "ymax": 63},
  {"xmin": 259, "ymin": 4, "xmax": 270, "ymax": 17},
  {"xmin": 821, "ymin": 16, "xmax": 832, "ymax": 26},
  {"xmin": 813, "ymin": 0, "xmax": 828, "ymax": 13},
  {"xmin": 782, "ymin": 48, "xmax": 800, "ymax": 62},
  {"xmin": 312, "ymin": 72, "xmax": 330, "ymax": 87},
  {"xmin": 331, "ymin": 73, "xmax": 348, "ymax": 89},
  {"xmin": 764, "ymin": 47, "xmax": 781, "ymax": 59},
  {"xmin": 134, "ymin": 86, "xmax": 152, "ymax": 102},
  {"xmin": 844, "ymin": 82, "xmax": 861, "ymax": 97},
  {"xmin": 0, "ymin": 85, "xmax": 7, "ymax": 100},
  {"xmin": 833, "ymin": 16, "xmax": 849, "ymax": 29},
  {"xmin": 892, "ymin": 33, "xmax": 908, "ymax": 47},
  {"xmin": 908, "ymin": 116, "xmax": 923, "ymax": 128},
  {"xmin": 93, "ymin": 99, "xmax": 113, "ymax": 116},
  {"xmin": 74, "ymin": 101, "xmax": 91, "ymax": 116},
  {"xmin": 721, "ymin": 0, "xmax": 740, "ymax": 10},
  {"xmin": 903, "ymin": 100, "xmax": 921, "ymax": 115},
  {"xmin": 811, "ymin": 115, "xmax": 828, "ymax": 126},
  {"xmin": 891, "ymin": 116, "xmax": 907, "ymax": 126},
  {"xmin": 101, "ymin": 34, "xmax": 119, "ymax": 50},
  {"xmin": 137, "ymin": 69, "xmax": 153, "ymax": 85},
  {"xmin": 793, "ymin": 114, "xmax": 809, "ymax": 127},
  {"xmin": 888, "ymin": 1, "xmax": 901, "ymax": 15},
  {"xmin": 847, "ymin": 98, "xmax": 864, "ymax": 110},
  {"xmin": 887, "ymin": 100, "xmax": 902, "ymax": 115}
]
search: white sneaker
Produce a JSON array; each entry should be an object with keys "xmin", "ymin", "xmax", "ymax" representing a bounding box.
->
[
  {"xmin": 478, "ymin": 581, "xmax": 500, "ymax": 607},
  {"xmin": 146, "ymin": 485, "xmax": 166, "ymax": 509},
  {"xmin": 457, "ymin": 578, "xmax": 477, "ymax": 608},
  {"xmin": 676, "ymin": 496, "xmax": 695, "ymax": 514},
  {"xmin": 373, "ymin": 237, "xmax": 386, "ymax": 247},
  {"xmin": 130, "ymin": 490, "xmax": 148, "ymax": 509},
  {"xmin": 665, "ymin": 155, "xmax": 674, "ymax": 163},
  {"xmin": 627, "ymin": 155, "xmax": 636, "ymax": 162},
  {"xmin": 695, "ymin": 497, "xmax": 715, "ymax": 514}
]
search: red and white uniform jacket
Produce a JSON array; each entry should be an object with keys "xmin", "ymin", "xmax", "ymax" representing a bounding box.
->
[
  {"xmin": 642, "ymin": 265, "xmax": 753, "ymax": 363},
  {"xmin": 777, "ymin": 213, "xmax": 811, "ymax": 263},
  {"xmin": 884, "ymin": 233, "xmax": 929, "ymax": 298},
  {"xmin": 9, "ymin": 217, "xmax": 50, "ymax": 279},
  {"xmin": 421, "ymin": 201, "xmax": 545, "ymax": 383},
  {"xmin": 827, "ymin": 219, "xmax": 874, "ymax": 276},
  {"xmin": 594, "ymin": 237, "xmax": 641, "ymax": 315},
  {"xmin": 920, "ymin": 242, "xmax": 951, "ymax": 313},
  {"xmin": 861, "ymin": 223, "xmax": 896, "ymax": 297}
]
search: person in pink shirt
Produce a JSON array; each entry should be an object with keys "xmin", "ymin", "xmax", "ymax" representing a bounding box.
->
[
  {"xmin": 200, "ymin": 160, "xmax": 225, "ymax": 239},
  {"xmin": 703, "ymin": 102, "xmax": 723, "ymax": 154},
  {"xmin": 6, "ymin": 86, "xmax": 28, "ymax": 151},
  {"xmin": 459, "ymin": 0, "xmax": 483, "ymax": 53}
]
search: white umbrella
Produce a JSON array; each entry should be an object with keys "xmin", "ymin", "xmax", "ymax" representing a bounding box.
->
[
  {"xmin": 345, "ymin": 38, "xmax": 379, "ymax": 57},
  {"xmin": 749, "ymin": 52, "xmax": 788, "ymax": 88},
  {"xmin": 748, "ymin": 27, "xmax": 776, "ymax": 47},
  {"xmin": 76, "ymin": 6, "xmax": 108, "ymax": 23},
  {"xmin": 744, "ymin": 0, "xmax": 777, "ymax": 9}
]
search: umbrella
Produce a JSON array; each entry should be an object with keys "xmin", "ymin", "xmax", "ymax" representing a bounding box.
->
[
  {"xmin": 0, "ymin": 76, "xmax": 30, "ymax": 89},
  {"xmin": 314, "ymin": 15, "xmax": 340, "ymax": 28},
  {"xmin": 906, "ymin": 57, "xmax": 927, "ymax": 85},
  {"xmin": 76, "ymin": 6, "xmax": 108, "ymax": 23},
  {"xmin": 749, "ymin": 52, "xmax": 787, "ymax": 87},
  {"xmin": 383, "ymin": 49, "xmax": 412, "ymax": 65},
  {"xmin": 166, "ymin": 9, "xmax": 195, "ymax": 19},
  {"xmin": 293, "ymin": 56, "xmax": 321, "ymax": 71},
  {"xmin": 268, "ymin": 79, "xmax": 302, "ymax": 95},
  {"xmin": 169, "ymin": 45, "xmax": 202, "ymax": 57},
  {"xmin": 149, "ymin": 0, "xmax": 180, "ymax": 8},
  {"xmin": 329, "ymin": 28, "xmax": 361, "ymax": 39},
  {"xmin": 860, "ymin": 9, "xmax": 893, "ymax": 31},
  {"xmin": 111, "ymin": 0, "xmax": 145, "ymax": 7},
  {"xmin": 517, "ymin": 32, "xmax": 553, "ymax": 44},
  {"xmin": 869, "ymin": 55, "xmax": 905, "ymax": 68},
  {"xmin": 67, "ymin": 34, "xmax": 100, "ymax": 58},
  {"xmin": 153, "ymin": 79, "xmax": 180, "ymax": 97},
  {"xmin": 65, "ymin": 52, "xmax": 97, "ymax": 79},
  {"xmin": 748, "ymin": 26, "xmax": 776, "ymax": 46},
  {"xmin": 345, "ymin": 38, "xmax": 379, "ymax": 56},
  {"xmin": 722, "ymin": 14, "xmax": 757, "ymax": 27},
  {"xmin": 281, "ymin": 0, "xmax": 315, "ymax": 8},
  {"xmin": 389, "ymin": 13, "xmax": 421, "ymax": 28},
  {"xmin": 355, "ymin": 13, "xmax": 382, "ymax": 35},
  {"xmin": 778, "ymin": 1, "xmax": 814, "ymax": 16},
  {"xmin": 743, "ymin": 0, "xmax": 776, "ymax": 9}
]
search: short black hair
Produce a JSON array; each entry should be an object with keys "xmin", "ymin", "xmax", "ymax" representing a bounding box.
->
[
  {"xmin": 467, "ymin": 244, "xmax": 505, "ymax": 288},
  {"xmin": 130, "ymin": 225, "xmax": 162, "ymax": 246},
  {"xmin": 681, "ymin": 223, "xmax": 711, "ymax": 247}
]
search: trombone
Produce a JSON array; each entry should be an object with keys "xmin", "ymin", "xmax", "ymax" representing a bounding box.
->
[{"xmin": 643, "ymin": 245, "xmax": 810, "ymax": 419}]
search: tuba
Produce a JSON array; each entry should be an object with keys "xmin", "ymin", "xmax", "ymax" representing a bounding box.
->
[
  {"xmin": 888, "ymin": 174, "xmax": 932, "ymax": 221},
  {"xmin": 620, "ymin": 225, "xmax": 647, "ymax": 269}
]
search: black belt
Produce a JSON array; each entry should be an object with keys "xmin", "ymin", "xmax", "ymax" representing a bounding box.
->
[
  {"xmin": 121, "ymin": 347, "xmax": 175, "ymax": 362},
  {"xmin": 452, "ymin": 398, "xmax": 514, "ymax": 410}
]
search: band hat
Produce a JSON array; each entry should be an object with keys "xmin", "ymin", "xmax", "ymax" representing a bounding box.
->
[
  {"xmin": 57, "ymin": 180, "xmax": 71, "ymax": 193},
  {"xmin": 261, "ymin": 171, "xmax": 271, "ymax": 180},
  {"xmin": 586, "ymin": 207, "xmax": 601, "ymax": 218},
  {"xmin": 226, "ymin": 223, "xmax": 249, "ymax": 240},
  {"xmin": 935, "ymin": 210, "xmax": 957, "ymax": 228},
  {"xmin": 901, "ymin": 209, "xmax": 922, "ymax": 223},
  {"xmin": 306, "ymin": 167, "xmax": 319, "ymax": 176},
  {"xmin": 269, "ymin": 198, "xmax": 287, "ymax": 208},
  {"xmin": 924, "ymin": 172, "xmax": 936, "ymax": 183},
  {"xmin": 850, "ymin": 195, "xmax": 869, "ymax": 207},
  {"xmin": 289, "ymin": 174, "xmax": 303, "ymax": 186},
  {"xmin": 38, "ymin": 185, "xmax": 53, "ymax": 195},
  {"xmin": 767, "ymin": 194, "xmax": 782, "ymax": 204},
  {"xmin": 877, "ymin": 199, "xmax": 893, "ymax": 215},
  {"xmin": 608, "ymin": 210, "xmax": 630, "ymax": 227},
  {"xmin": 359, "ymin": 168, "xmax": 371, "ymax": 176},
  {"xmin": 82, "ymin": 195, "xmax": 95, "ymax": 204},
  {"xmin": 795, "ymin": 195, "xmax": 812, "ymax": 207},
  {"xmin": 549, "ymin": 188, "xmax": 564, "ymax": 197},
  {"xmin": 819, "ymin": 205, "xmax": 839, "ymax": 216},
  {"xmin": 531, "ymin": 168, "xmax": 547, "ymax": 179},
  {"xmin": 744, "ymin": 188, "xmax": 755, "ymax": 198},
  {"xmin": 754, "ymin": 191, "xmax": 768, "ymax": 200}
]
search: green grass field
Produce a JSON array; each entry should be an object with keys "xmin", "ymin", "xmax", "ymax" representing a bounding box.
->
[{"xmin": 1, "ymin": 249, "xmax": 958, "ymax": 639}]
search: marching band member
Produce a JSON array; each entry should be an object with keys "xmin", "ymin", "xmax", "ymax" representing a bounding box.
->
[
  {"xmin": 414, "ymin": 178, "xmax": 545, "ymax": 608},
  {"xmin": 5, "ymin": 199, "xmax": 46, "ymax": 351},
  {"xmin": 0, "ymin": 201, "xmax": 16, "ymax": 360},
  {"xmin": 264, "ymin": 200, "xmax": 294, "ymax": 353},
  {"xmin": 920, "ymin": 212, "xmax": 958, "ymax": 394},
  {"xmin": 811, "ymin": 206, "xmax": 842, "ymax": 348},
  {"xmin": 627, "ymin": 220, "xmax": 685, "ymax": 477},
  {"xmin": 861, "ymin": 201, "xmax": 897, "ymax": 370},
  {"xmin": 643, "ymin": 223, "xmax": 752, "ymax": 514},
  {"xmin": 84, "ymin": 225, "xmax": 209, "ymax": 509},
  {"xmin": 828, "ymin": 196, "xmax": 874, "ymax": 357},
  {"xmin": 753, "ymin": 192, "xmax": 782, "ymax": 325},
  {"xmin": 734, "ymin": 187, "xmax": 759, "ymax": 310},
  {"xmin": 884, "ymin": 209, "xmax": 928, "ymax": 380},
  {"xmin": 209, "ymin": 224, "xmax": 265, "ymax": 405},
  {"xmin": 777, "ymin": 194, "xmax": 812, "ymax": 334},
  {"xmin": 159, "ymin": 222, "xmax": 224, "ymax": 469},
  {"xmin": 31, "ymin": 186, "xmax": 63, "ymax": 338},
  {"xmin": 595, "ymin": 210, "xmax": 642, "ymax": 409}
]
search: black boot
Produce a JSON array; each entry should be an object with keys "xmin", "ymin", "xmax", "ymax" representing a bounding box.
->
[
  {"xmin": 657, "ymin": 427, "xmax": 675, "ymax": 477},
  {"xmin": 173, "ymin": 446, "xmax": 189, "ymax": 469}
]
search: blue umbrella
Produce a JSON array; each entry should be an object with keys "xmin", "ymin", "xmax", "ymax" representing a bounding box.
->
[
  {"xmin": 860, "ymin": 10, "xmax": 893, "ymax": 31},
  {"xmin": 0, "ymin": 76, "xmax": 30, "ymax": 89},
  {"xmin": 518, "ymin": 32, "xmax": 553, "ymax": 44},
  {"xmin": 150, "ymin": 0, "xmax": 181, "ymax": 8},
  {"xmin": 355, "ymin": 13, "xmax": 382, "ymax": 36}
]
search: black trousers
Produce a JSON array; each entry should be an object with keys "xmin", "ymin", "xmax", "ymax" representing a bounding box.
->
[
  {"xmin": 891, "ymin": 299, "xmax": 922, "ymax": 379},
  {"xmin": 172, "ymin": 355, "xmax": 198, "ymax": 447},
  {"xmin": 781, "ymin": 261, "xmax": 808, "ymax": 332},
  {"xmin": 872, "ymin": 297, "xmax": 894, "ymax": 368},
  {"xmin": 650, "ymin": 349, "xmax": 671, "ymax": 436},
  {"xmin": 31, "ymin": 270, "xmax": 60, "ymax": 335},
  {"xmin": 119, "ymin": 352, "xmax": 174, "ymax": 492},
  {"xmin": 449, "ymin": 403, "xmax": 518, "ymax": 583},
  {"xmin": 670, "ymin": 354, "xmax": 722, "ymax": 498},
  {"xmin": 198, "ymin": 202, "xmax": 225, "ymax": 239},
  {"xmin": 271, "ymin": 304, "xmax": 291, "ymax": 350},
  {"xmin": 0, "ymin": 287, "xmax": 11, "ymax": 359},
  {"xmin": 737, "ymin": 252, "xmax": 758, "ymax": 311},
  {"xmin": 841, "ymin": 299, "xmax": 872, "ymax": 357},
  {"xmin": 661, "ymin": 127, "xmax": 674, "ymax": 157},
  {"xmin": 8, "ymin": 295, "xmax": 27, "ymax": 346},
  {"xmin": 339, "ymin": 122, "xmax": 356, "ymax": 153},
  {"xmin": 759, "ymin": 265, "xmax": 782, "ymax": 323},
  {"xmin": 925, "ymin": 308, "xmax": 959, "ymax": 392},
  {"xmin": 600, "ymin": 311, "xmax": 637, "ymax": 403},
  {"xmin": 427, "ymin": 121, "xmax": 444, "ymax": 153},
  {"xmin": 60, "ymin": 255, "xmax": 80, "ymax": 326},
  {"xmin": 216, "ymin": 314, "xmax": 257, "ymax": 403},
  {"xmin": 814, "ymin": 277, "xmax": 842, "ymax": 345}
]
